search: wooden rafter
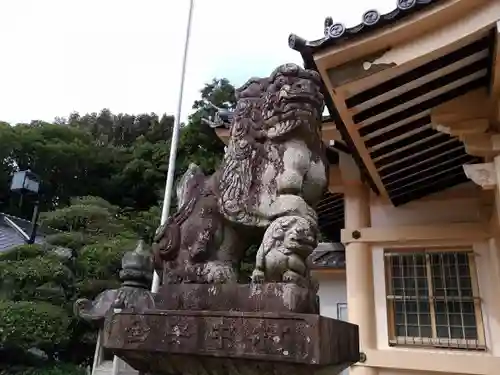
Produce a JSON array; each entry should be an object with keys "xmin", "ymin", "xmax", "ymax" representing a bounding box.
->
[
  {"xmin": 490, "ymin": 21, "xmax": 500, "ymax": 132},
  {"xmin": 431, "ymin": 89, "xmax": 500, "ymax": 156},
  {"xmin": 319, "ymin": 68, "xmax": 390, "ymax": 200}
]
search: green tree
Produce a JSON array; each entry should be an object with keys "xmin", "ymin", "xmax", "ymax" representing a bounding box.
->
[
  {"xmin": 0, "ymin": 196, "xmax": 145, "ymax": 370},
  {"xmin": 0, "ymin": 76, "xmax": 236, "ymax": 371},
  {"xmin": 177, "ymin": 78, "xmax": 235, "ymax": 175}
]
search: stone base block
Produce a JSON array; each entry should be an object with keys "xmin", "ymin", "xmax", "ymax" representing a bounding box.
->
[
  {"xmin": 103, "ymin": 310, "xmax": 359, "ymax": 375},
  {"xmin": 155, "ymin": 282, "xmax": 319, "ymax": 314}
]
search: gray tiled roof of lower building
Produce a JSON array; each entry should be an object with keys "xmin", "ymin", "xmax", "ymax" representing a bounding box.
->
[
  {"xmin": 0, "ymin": 214, "xmax": 45, "ymax": 252},
  {"xmin": 308, "ymin": 242, "xmax": 346, "ymax": 269}
]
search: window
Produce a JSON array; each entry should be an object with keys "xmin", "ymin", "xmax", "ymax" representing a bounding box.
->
[
  {"xmin": 385, "ymin": 249, "xmax": 485, "ymax": 350},
  {"xmin": 337, "ymin": 303, "xmax": 348, "ymax": 321},
  {"xmin": 102, "ymin": 348, "xmax": 114, "ymax": 361}
]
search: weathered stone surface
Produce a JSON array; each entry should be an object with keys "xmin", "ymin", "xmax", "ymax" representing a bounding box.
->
[
  {"xmin": 154, "ymin": 283, "xmax": 319, "ymax": 314},
  {"xmin": 152, "ymin": 63, "xmax": 329, "ymax": 288},
  {"xmin": 74, "ymin": 240, "xmax": 155, "ymax": 325},
  {"xmin": 251, "ymin": 215, "xmax": 319, "ymax": 288},
  {"xmin": 74, "ymin": 63, "xmax": 358, "ymax": 375},
  {"xmin": 103, "ymin": 310, "xmax": 359, "ymax": 375}
]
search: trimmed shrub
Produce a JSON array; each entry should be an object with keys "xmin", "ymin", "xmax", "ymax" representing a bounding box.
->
[
  {"xmin": 0, "ymin": 301, "xmax": 71, "ymax": 351},
  {"xmin": 0, "ymin": 244, "xmax": 45, "ymax": 261},
  {"xmin": 76, "ymin": 236, "xmax": 137, "ymax": 280},
  {"xmin": 0, "ymin": 256, "xmax": 73, "ymax": 301},
  {"xmin": 45, "ymin": 232, "xmax": 95, "ymax": 252},
  {"xmin": 0, "ymin": 363, "xmax": 86, "ymax": 375}
]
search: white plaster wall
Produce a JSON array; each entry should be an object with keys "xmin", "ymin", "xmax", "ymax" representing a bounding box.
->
[
  {"xmin": 370, "ymin": 183, "xmax": 483, "ymax": 228},
  {"xmin": 368, "ymin": 182, "xmax": 500, "ymax": 365},
  {"xmin": 316, "ymin": 274, "xmax": 347, "ymax": 319},
  {"xmin": 316, "ymin": 274, "xmax": 348, "ymax": 375}
]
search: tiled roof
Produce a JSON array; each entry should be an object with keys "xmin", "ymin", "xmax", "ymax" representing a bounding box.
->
[
  {"xmin": 308, "ymin": 242, "xmax": 345, "ymax": 269},
  {"xmin": 0, "ymin": 214, "xmax": 45, "ymax": 252},
  {"xmin": 289, "ymin": 0, "xmax": 441, "ymax": 56}
]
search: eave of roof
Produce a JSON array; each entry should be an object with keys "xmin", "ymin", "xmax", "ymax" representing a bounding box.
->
[
  {"xmin": 289, "ymin": 0, "xmax": 442, "ymax": 57},
  {"xmin": 288, "ymin": 1, "xmax": 446, "ymax": 197},
  {"xmin": 289, "ymin": 0, "xmax": 494, "ymax": 205}
]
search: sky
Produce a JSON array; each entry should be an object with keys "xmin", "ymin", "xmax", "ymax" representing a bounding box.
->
[{"xmin": 0, "ymin": 0, "xmax": 396, "ymax": 125}]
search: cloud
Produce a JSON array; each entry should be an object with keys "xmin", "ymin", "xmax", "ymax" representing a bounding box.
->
[{"xmin": 0, "ymin": 0, "xmax": 396, "ymax": 124}]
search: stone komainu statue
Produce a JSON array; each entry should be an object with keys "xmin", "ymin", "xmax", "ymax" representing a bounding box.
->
[{"xmin": 153, "ymin": 63, "xmax": 328, "ymax": 286}]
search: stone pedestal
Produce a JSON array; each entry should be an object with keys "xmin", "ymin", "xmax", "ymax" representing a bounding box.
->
[
  {"xmin": 102, "ymin": 284, "xmax": 359, "ymax": 375},
  {"xmin": 154, "ymin": 283, "xmax": 319, "ymax": 314}
]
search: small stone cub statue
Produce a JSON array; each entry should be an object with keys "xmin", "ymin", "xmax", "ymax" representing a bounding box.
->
[{"xmin": 251, "ymin": 215, "xmax": 318, "ymax": 288}]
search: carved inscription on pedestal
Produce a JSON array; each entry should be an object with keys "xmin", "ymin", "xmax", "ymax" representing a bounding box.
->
[
  {"xmin": 248, "ymin": 322, "xmax": 295, "ymax": 355},
  {"xmin": 204, "ymin": 316, "xmax": 302, "ymax": 358},
  {"xmin": 164, "ymin": 317, "xmax": 193, "ymax": 346},
  {"xmin": 207, "ymin": 318, "xmax": 237, "ymax": 350},
  {"xmin": 108, "ymin": 312, "xmax": 315, "ymax": 362},
  {"xmin": 124, "ymin": 316, "xmax": 151, "ymax": 344}
]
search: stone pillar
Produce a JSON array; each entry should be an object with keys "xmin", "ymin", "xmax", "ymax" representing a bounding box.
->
[{"xmin": 344, "ymin": 183, "xmax": 377, "ymax": 375}]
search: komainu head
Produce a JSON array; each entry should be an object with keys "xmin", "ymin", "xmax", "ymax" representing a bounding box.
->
[{"xmin": 263, "ymin": 63, "xmax": 324, "ymax": 130}]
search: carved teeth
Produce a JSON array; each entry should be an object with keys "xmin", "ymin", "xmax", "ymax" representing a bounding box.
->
[{"xmin": 279, "ymin": 89, "xmax": 288, "ymax": 99}]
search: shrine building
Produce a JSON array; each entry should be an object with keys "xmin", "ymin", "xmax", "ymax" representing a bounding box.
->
[{"xmin": 213, "ymin": 1, "xmax": 500, "ymax": 374}]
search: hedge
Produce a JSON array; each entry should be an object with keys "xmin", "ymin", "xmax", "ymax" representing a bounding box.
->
[
  {"xmin": 0, "ymin": 301, "xmax": 71, "ymax": 351},
  {"xmin": 76, "ymin": 236, "xmax": 137, "ymax": 279},
  {"xmin": 0, "ymin": 244, "xmax": 45, "ymax": 261},
  {"xmin": 0, "ymin": 256, "xmax": 73, "ymax": 301},
  {"xmin": 0, "ymin": 363, "xmax": 86, "ymax": 375}
]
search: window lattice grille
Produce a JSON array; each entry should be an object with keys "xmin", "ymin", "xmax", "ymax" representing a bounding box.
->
[{"xmin": 385, "ymin": 250, "xmax": 485, "ymax": 350}]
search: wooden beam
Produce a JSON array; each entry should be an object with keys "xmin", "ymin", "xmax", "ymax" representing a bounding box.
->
[
  {"xmin": 491, "ymin": 155, "xmax": 500, "ymax": 234},
  {"xmin": 463, "ymin": 162, "xmax": 496, "ymax": 189},
  {"xmin": 322, "ymin": 121, "xmax": 342, "ymax": 142},
  {"xmin": 328, "ymin": 165, "xmax": 343, "ymax": 193},
  {"xmin": 462, "ymin": 133, "xmax": 500, "ymax": 156},
  {"xmin": 361, "ymin": 348, "xmax": 499, "ymax": 375},
  {"xmin": 341, "ymin": 222, "xmax": 490, "ymax": 244},
  {"xmin": 431, "ymin": 91, "xmax": 500, "ymax": 156},
  {"xmin": 431, "ymin": 89, "xmax": 495, "ymax": 154},
  {"xmin": 434, "ymin": 119, "xmax": 489, "ymax": 137},
  {"xmin": 320, "ymin": 73, "xmax": 390, "ymax": 200},
  {"xmin": 491, "ymin": 21, "xmax": 500, "ymax": 97},
  {"xmin": 431, "ymin": 89, "xmax": 493, "ymax": 125},
  {"xmin": 215, "ymin": 128, "xmax": 229, "ymax": 145},
  {"xmin": 489, "ymin": 21, "xmax": 500, "ymax": 133},
  {"xmin": 414, "ymin": 182, "xmax": 482, "ymax": 202}
]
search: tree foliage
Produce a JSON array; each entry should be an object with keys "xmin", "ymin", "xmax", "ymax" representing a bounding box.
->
[{"xmin": 0, "ymin": 77, "xmax": 237, "ymax": 372}]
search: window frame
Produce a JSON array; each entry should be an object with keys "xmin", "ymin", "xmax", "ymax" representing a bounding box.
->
[{"xmin": 384, "ymin": 247, "xmax": 486, "ymax": 350}]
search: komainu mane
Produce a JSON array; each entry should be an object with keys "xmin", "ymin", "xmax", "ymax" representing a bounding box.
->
[{"xmin": 153, "ymin": 63, "xmax": 328, "ymax": 285}]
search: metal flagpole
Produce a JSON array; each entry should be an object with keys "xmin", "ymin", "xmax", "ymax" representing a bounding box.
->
[
  {"xmin": 110, "ymin": 5, "xmax": 195, "ymax": 373},
  {"xmin": 151, "ymin": 0, "xmax": 195, "ymax": 294}
]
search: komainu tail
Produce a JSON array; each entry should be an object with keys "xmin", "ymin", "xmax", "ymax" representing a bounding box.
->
[
  {"xmin": 176, "ymin": 163, "xmax": 205, "ymax": 209},
  {"xmin": 153, "ymin": 163, "xmax": 205, "ymax": 268}
]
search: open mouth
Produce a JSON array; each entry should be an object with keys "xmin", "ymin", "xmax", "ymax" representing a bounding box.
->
[
  {"xmin": 263, "ymin": 87, "xmax": 323, "ymax": 125},
  {"xmin": 264, "ymin": 101, "xmax": 320, "ymax": 125},
  {"xmin": 288, "ymin": 233, "xmax": 316, "ymax": 247}
]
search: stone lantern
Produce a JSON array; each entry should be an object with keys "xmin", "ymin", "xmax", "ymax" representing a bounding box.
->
[
  {"xmin": 10, "ymin": 169, "xmax": 40, "ymax": 195},
  {"xmin": 8, "ymin": 169, "xmax": 41, "ymax": 244}
]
